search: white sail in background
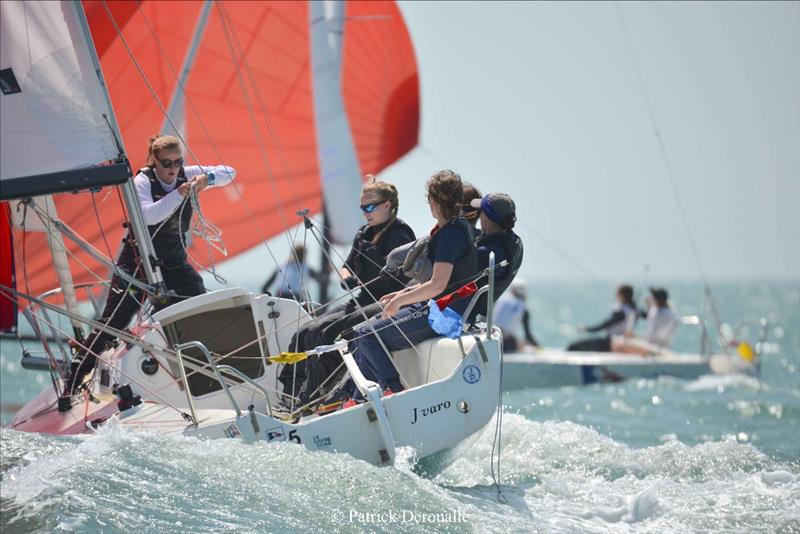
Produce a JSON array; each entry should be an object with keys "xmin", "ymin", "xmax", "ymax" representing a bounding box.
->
[
  {"xmin": 309, "ymin": 0, "xmax": 364, "ymax": 244},
  {"xmin": 0, "ymin": 0, "xmax": 121, "ymax": 182}
]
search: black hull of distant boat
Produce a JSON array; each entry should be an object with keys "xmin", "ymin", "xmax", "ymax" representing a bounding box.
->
[{"xmin": 0, "ymin": 162, "xmax": 131, "ymax": 201}]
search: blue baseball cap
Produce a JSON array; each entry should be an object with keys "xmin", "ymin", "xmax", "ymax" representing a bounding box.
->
[{"xmin": 470, "ymin": 193, "xmax": 516, "ymax": 228}]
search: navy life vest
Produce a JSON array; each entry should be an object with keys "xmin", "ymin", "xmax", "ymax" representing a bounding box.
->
[
  {"xmin": 477, "ymin": 230, "xmax": 523, "ymax": 298},
  {"xmin": 426, "ymin": 217, "xmax": 479, "ymax": 301},
  {"xmin": 349, "ymin": 217, "xmax": 415, "ymax": 283}
]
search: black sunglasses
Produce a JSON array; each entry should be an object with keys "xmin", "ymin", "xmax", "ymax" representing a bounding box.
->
[{"xmin": 157, "ymin": 156, "xmax": 184, "ymax": 169}]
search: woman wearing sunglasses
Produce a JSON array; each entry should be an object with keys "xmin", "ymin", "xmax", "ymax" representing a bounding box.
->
[
  {"xmin": 339, "ymin": 176, "xmax": 415, "ymax": 306},
  {"xmin": 279, "ymin": 177, "xmax": 415, "ymax": 407},
  {"xmin": 59, "ymin": 134, "xmax": 235, "ymax": 411},
  {"xmin": 332, "ymin": 169, "xmax": 478, "ymax": 406}
]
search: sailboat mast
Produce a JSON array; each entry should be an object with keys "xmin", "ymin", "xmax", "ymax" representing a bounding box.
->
[
  {"xmin": 160, "ymin": 0, "xmax": 213, "ymax": 137},
  {"xmin": 74, "ymin": 2, "xmax": 165, "ymax": 292},
  {"xmin": 309, "ymin": 0, "xmax": 363, "ymax": 303}
]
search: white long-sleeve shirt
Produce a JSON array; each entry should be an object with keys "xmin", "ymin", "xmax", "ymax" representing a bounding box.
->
[
  {"xmin": 644, "ymin": 305, "xmax": 678, "ymax": 348},
  {"xmin": 133, "ymin": 165, "xmax": 236, "ymax": 225},
  {"xmin": 493, "ymin": 292, "xmax": 525, "ymax": 333}
]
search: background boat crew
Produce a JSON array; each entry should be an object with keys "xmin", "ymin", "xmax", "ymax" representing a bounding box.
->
[
  {"xmin": 494, "ymin": 280, "xmax": 539, "ymax": 352},
  {"xmin": 279, "ymin": 178, "xmax": 415, "ymax": 404},
  {"xmin": 334, "ymin": 169, "xmax": 478, "ymax": 405},
  {"xmin": 612, "ymin": 287, "xmax": 678, "ymax": 354},
  {"xmin": 567, "ymin": 284, "xmax": 639, "ymax": 352},
  {"xmin": 261, "ymin": 245, "xmax": 320, "ymax": 300},
  {"xmin": 60, "ymin": 134, "xmax": 236, "ymax": 410}
]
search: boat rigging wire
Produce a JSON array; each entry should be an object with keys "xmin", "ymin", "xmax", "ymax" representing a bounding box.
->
[
  {"xmin": 132, "ymin": 1, "xmax": 306, "ymax": 302},
  {"xmin": 614, "ymin": 2, "xmax": 728, "ymax": 353},
  {"xmin": 417, "ymin": 144, "xmax": 602, "ymax": 284},
  {"xmin": 490, "ymin": 343, "xmax": 507, "ymax": 504},
  {"xmin": 90, "ymin": 191, "xmax": 114, "ymax": 260}
]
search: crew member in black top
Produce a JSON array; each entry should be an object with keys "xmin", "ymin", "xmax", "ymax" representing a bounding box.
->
[
  {"xmin": 279, "ymin": 177, "xmax": 414, "ymax": 405},
  {"xmin": 470, "ymin": 192, "xmax": 524, "ymax": 320},
  {"xmin": 566, "ymin": 284, "xmax": 639, "ymax": 352}
]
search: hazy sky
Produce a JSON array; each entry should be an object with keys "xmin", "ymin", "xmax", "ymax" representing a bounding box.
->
[
  {"xmin": 218, "ymin": 0, "xmax": 799, "ymax": 288},
  {"xmin": 384, "ymin": 0, "xmax": 799, "ymax": 281}
]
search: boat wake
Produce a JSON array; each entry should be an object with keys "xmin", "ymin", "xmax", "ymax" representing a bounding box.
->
[
  {"xmin": 2, "ymin": 413, "xmax": 798, "ymax": 532},
  {"xmin": 683, "ymin": 373, "xmax": 763, "ymax": 393}
]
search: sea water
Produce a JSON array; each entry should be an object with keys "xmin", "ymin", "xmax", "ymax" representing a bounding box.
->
[{"xmin": 1, "ymin": 281, "xmax": 798, "ymax": 532}]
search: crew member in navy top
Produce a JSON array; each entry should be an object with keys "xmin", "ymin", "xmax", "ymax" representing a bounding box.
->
[
  {"xmin": 470, "ymin": 192, "xmax": 524, "ymax": 320},
  {"xmin": 334, "ymin": 170, "xmax": 478, "ymax": 406},
  {"xmin": 59, "ymin": 134, "xmax": 235, "ymax": 411}
]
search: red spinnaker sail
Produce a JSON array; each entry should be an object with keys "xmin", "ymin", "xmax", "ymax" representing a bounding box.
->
[
  {"xmin": 1, "ymin": 203, "xmax": 17, "ymax": 331},
  {"xmin": 14, "ymin": 0, "xmax": 418, "ymax": 299}
]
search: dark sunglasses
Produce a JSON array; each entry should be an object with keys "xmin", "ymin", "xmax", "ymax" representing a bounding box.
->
[
  {"xmin": 360, "ymin": 201, "xmax": 385, "ymax": 213},
  {"xmin": 157, "ymin": 156, "xmax": 184, "ymax": 169}
]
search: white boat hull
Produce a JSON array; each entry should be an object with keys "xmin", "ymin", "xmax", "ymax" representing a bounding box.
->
[
  {"xmin": 501, "ymin": 348, "xmax": 757, "ymax": 389},
  {"xmin": 184, "ymin": 336, "xmax": 500, "ymax": 466},
  {"xmin": 9, "ymin": 289, "xmax": 503, "ymax": 467}
]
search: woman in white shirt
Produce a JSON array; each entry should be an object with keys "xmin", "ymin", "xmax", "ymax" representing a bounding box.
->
[
  {"xmin": 59, "ymin": 134, "xmax": 235, "ymax": 410},
  {"xmin": 612, "ymin": 287, "xmax": 678, "ymax": 355}
]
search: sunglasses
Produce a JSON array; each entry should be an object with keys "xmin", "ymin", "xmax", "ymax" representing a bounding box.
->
[
  {"xmin": 360, "ymin": 201, "xmax": 385, "ymax": 213},
  {"xmin": 157, "ymin": 156, "xmax": 184, "ymax": 169}
]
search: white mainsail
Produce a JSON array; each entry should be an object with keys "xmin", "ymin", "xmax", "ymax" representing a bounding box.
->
[
  {"xmin": 0, "ymin": 1, "xmax": 122, "ymax": 184},
  {"xmin": 1, "ymin": 0, "xmax": 165, "ymax": 294}
]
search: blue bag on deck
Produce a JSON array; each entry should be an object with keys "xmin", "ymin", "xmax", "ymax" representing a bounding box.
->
[{"xmin": 427, "ymin": 299, "xmax": 463, "ymax": 339}]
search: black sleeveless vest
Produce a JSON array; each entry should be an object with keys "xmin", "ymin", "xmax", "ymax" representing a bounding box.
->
[
  {"xmin": 350, "ymin": 218, "xmax": 415, "ymax": 303},
  {"xmin": 350, "ymin": 218, "xmax": 414, "ymax": 280},
  {"xmin": 427, "ymin": 217, "xmax": 478, "ymax": 300},
  {"xmin": 124, "ymin": 167, "xmax": 193, "ymax": 266}
]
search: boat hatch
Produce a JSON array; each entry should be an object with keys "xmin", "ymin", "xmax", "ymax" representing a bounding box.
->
[{"xmin": 163, "ymin": 304, "xmax": 265, "ymax": 397}]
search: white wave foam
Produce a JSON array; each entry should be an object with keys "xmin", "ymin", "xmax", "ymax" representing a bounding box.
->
[
  {"xmin": 683, "ymin": 373, "xmax": 763, "ymax": 393},
  {"xmin": 1, "ymin": 414, "xmax": 797, "ymax": 533},
  {"xmin": 432, "ymin": 413, "xmax": 798, "ymax": 531}
]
